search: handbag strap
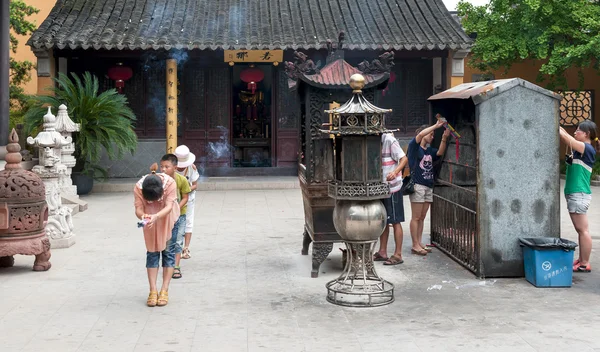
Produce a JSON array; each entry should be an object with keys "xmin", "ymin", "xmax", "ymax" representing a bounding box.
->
[{"xmin": 569, "ymin": 140, "xmax": 573, "ymax": 155}]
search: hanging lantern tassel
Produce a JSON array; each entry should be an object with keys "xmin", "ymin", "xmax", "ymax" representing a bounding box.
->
[
  {"xmin": 455, "ymin": 138, "xmax": 460, "ymax": 162},
  {"xmin": 248, "ymin": 81, "xmax": 257, "ymax": 94}
]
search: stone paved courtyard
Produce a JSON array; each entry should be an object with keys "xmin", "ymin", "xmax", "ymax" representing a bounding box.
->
[{"xmin": 1, "ymin": 182, "xmax": 599, "ymax": 351}]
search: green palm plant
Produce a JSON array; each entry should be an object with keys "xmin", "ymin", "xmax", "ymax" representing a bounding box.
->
[{"xmin": 24, "ymin": 72, "xmax": 137, "ymax": 179}]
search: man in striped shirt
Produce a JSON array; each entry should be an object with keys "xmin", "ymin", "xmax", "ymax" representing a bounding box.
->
[{"xmin": 374, "ymin": 133, "xmax": 408, "ymax": 266}]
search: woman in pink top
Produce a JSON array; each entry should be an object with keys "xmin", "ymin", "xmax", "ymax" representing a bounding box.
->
[{"xmin": 134, "ymin": 163, "xmax": 180, "ymax": 307}]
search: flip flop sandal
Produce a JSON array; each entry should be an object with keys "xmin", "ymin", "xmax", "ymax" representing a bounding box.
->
[
  {"xmin": 182, "ymin": 247, "xmax": 191, "ymax": 259},
  {"xmin": 422, "ymin": 246, "xmax": 433, "ymax": 253},
  {"xmin": 147, "ymin": 291, "xmax": 158, "ymax": 307},
  {"xmin": 573, "ymin": 263, "xmax": 591, "ymax": 272},
  {"xmin": 411, "ymin": 248, "xmax": 428, "ymax": 256},
  {"xmin": 383, "ymin": 255, "xmax": 404, "ymax": 266},
  {"xmin": 157, "ymin": 290, "xmax": 169, "ymax": 307},
  {"xmin": 172, "ymin": 267, "xmax": 182, "ymax": 279},
  {"xmin": 373, "ymin": 252, "xmax": 389, "ymax": 262}
]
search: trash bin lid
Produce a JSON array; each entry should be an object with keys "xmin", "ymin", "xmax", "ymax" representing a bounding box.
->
[{"xmin": 519, "ymin": 237, "xmax": 578, "ymax": 250}]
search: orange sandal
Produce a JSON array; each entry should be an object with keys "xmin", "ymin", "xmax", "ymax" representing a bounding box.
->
[
  {"xmin": 147, "ymin": 291, "xmax": 158, "ymax": 307},
  {"xmin": 573, "ymin": 263, "xmax": 591, "ymax": 272},
  {"xmin": 157, "ymin": 290, "xmax": 169, "ymax": 306}
]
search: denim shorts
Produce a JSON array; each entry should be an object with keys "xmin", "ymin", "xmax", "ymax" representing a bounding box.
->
[
  {"xmin": 146, "ymin": 249, "xmax": 175, "ymax": 268},
  {"xmin": 565, "ymin": 192, "xmax": 592, "ymax": 214},
  {"xmin": 168, "ymin": 214, "xmax": 186, "ymax": 254},
  {"xmin": 383, "ymin": 191, "xmax": 405, "ymax": 224}
]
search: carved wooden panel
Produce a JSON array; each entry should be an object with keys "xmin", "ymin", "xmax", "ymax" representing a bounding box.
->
[
  {"xmin": 277, "ymin": 70, "xmax": 300, "ymax": 130},
  {"xmin": 376, "ymin": 61, "xmax": 432, "ymax": 132},
  {"xmin": 184, "ymin": 136, "xmax": 207, "ymax": 166},
  {"xmin": 208, "ymin": 68, "xmax": 230, "ymax": 130},
  {"xmin": 276, "ymin": 134, "xmax": 299, "ymax": 167},
  {"xmin": 405, "ymin": 61, "xmax": 432, "ymax": 128},
  {"xmin": 125, "ymin": 61, "xmax": 146, "ymax": 132},
  {"xmin": 145, "ymin": 62, "xmax": 167, "ymax": 131},
  {"xmin": 377, "ymin": 66, "xmax": 404, "ymax": 130},
  {"xmin": 182, "ymin": 62, "xmax": 206, "ymax": 131},
  {"xmin": 558, "ymin": 90, "xmax": 594, "ymax": 126}
]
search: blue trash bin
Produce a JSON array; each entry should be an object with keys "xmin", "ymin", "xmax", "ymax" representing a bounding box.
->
[{"xmin": 519, "ymin": 238, "xmax": 578, "ymax": 287}]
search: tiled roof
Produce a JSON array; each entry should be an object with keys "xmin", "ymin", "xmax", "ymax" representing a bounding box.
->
[
  {"xmin": 28, "ymin": 0, "xmax": 472, "ymax": 51},
  {"xmin": 300, "ymin": 59, "xmax": 388, "ymax": 89}
]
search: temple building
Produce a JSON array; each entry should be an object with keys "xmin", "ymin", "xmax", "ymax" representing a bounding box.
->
[{"xmin": 27, "ymin": 0, "xmax": 471, "ymax": 177}]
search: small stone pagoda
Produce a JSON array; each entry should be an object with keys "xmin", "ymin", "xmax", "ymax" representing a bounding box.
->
[
  {"xmin": 54, "ymin": 104, "xmax": 80, "ymax": 197},
  {"xmin": 0, "ymin": 129, "xmax": 51, "ymax": 271},
  {"xmin": 28, "ymin": 107, "xmax": 75, "ymax": 248}
]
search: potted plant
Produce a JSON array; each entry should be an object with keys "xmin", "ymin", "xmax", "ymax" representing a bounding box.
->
[{"xmin": 24, "ymin": 72, "xmax": 137, "ymax": 194}]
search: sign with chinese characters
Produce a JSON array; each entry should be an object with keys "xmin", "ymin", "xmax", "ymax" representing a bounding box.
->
[
  {"xmin": 166, "ymin": 59, "xmax": 178, "ymax": 153},
  {"xmin": 543, "ymin": 265, "xmax": 568, "ymax": 281},
  {"xmin": 224, "ymin": 50, "xmax": 283, "ymax": 63}
]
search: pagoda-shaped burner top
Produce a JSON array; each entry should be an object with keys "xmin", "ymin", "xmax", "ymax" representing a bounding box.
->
[{"xmin": 322, "ymin": 74, "xmax": 395, "ymax": 136}]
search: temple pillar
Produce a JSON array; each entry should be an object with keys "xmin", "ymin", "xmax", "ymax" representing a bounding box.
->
[
  {"xmin": 166, "ymin": 59, "xmax": 177, "ymax": 153},
  {"xmin": 0, "ymin": 1, "xmax": 9, "ymax": 169}
]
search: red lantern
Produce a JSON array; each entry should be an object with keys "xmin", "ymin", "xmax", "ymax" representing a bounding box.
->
[
  {"xmin": 107, "ymin": 63, "xmax": 133, "ymax": 94},
  {"xmin": 240, "ymin": 67, "xmax": 264, "ymax": 94}
]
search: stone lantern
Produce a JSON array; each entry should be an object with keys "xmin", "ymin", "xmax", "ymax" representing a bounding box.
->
[
  {"xmin": 322, "ymin": 74, "xmax": 396, "ymax": 307},
  {"xmin": 0, "ymin": 129, "xmax": 51, "ymax": 271},
  {"xmin": 54, "ymin": 104, "xmax": 80, "ymax": 197},
  {"xmin": 28, "ymin": 107, "xmax": 75, "ymax": 248}
]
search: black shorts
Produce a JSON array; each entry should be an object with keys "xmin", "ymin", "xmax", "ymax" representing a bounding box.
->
[{"xmin": 383, "ymin": 191, "xmax": 405, "ymax": 224}]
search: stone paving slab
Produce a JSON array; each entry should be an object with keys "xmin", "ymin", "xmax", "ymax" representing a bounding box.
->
[
  {"xmin": 92, "ymin": 176, "xmax": 300, "ymax": 193},
  {"xmin": 1, "ymin": 184, "xmax": 599, "ymax": 352}
]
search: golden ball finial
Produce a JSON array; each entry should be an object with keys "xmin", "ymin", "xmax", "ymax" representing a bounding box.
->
[{"xmin": 349, "ymin": 74, "xmax": 365, "ymax": 91}]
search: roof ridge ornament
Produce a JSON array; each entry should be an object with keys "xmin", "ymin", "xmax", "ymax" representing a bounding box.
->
[
  {"xmin": 284, "ymin": 51, "xmax": 321, "ymax": 84},
  {"xmin": 358, "ymin": 52, "xmax": 395, "ymax": 74}
]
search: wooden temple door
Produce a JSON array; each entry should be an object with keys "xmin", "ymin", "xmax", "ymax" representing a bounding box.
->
[
  {"xmin": 181, "ymin": 65, "xmax": 231, "ymax": 167},
  {"xmin": 275, "ymin": 70, "xmax": 300, "ymax": 167}
]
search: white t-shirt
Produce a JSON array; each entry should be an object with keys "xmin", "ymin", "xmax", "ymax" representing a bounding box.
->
[{"xmin": 176, "ymin": 165, "xmax": 200, "ymax": 201}]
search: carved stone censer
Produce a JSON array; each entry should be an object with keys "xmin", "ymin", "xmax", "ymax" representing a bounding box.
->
[
  {"xmin": 0, "ymin": 129, "xmax": 51, "ymax": 271},
  {"xmin": 322, "ymin": 74, "xmax": 395, "ymax": 307}
]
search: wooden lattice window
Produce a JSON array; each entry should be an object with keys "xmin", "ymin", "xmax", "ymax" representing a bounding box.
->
[{"xmin": 558, "ymin": 90, "xmax": 593, "ymax": 126}]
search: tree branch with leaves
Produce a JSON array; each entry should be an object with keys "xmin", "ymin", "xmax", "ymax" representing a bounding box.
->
[
  {"xmin": 457, "ymin": 0, "xmax": 600, "ymax": 89},
  {"xmin": 9, "ymin": 0, "xmax": 39, "ymax": 110}
]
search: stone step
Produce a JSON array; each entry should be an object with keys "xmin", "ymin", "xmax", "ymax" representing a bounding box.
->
[
  {"xmin": 92, "ymin": 176, "xmax": 300, "ymax": 193},
  {"xmin": 62, "ymin": 194, "xmax": 88, "ymax": 212},
  {"xmin": 66, "ymin": 203, "xmax": 79, "ymax": 215}
]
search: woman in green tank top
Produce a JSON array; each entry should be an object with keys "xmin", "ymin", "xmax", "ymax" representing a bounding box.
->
[{"xmin": 559, "ymin": 121, "xmax": 599, "ymax": 272}]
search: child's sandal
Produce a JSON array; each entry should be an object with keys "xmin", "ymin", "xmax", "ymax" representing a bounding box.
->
[
  {"xmin": 147, "ymin": 291, "xmax": 158, "ymax": 307},
  {"xmin": 182, "ymin": 247, "xmax": 191, "ymax": 259},
  {"xmin": 172, "ymin": 266, "xmax": 182, "ymax": 279},
  {"xmin": 157, "ymin": 290, "xmax": 169, "ymax": 306}
]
